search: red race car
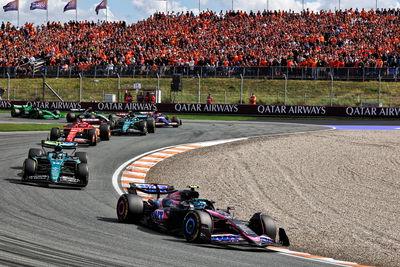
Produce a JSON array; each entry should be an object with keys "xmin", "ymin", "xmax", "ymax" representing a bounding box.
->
[{"xmin": 49, "ymin": 120, "xmax": 111, "ymax": 146}]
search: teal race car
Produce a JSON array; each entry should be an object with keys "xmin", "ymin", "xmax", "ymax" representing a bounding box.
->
[
  {"xmin": 109, "ymin": 112, "xmax": 155, "ymax": 135},
  {"xmin": 22, "ymin": 141, "xmax": 89, "ymax": 188},
  {"xmin": 11, "ymin": 105, "xmax": 61, "ymax": 119}
]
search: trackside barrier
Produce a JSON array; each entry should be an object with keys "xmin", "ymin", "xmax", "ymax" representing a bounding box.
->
[{"xmin": 2, "ymin": 100, "xmax": 400, "ymax": 118}]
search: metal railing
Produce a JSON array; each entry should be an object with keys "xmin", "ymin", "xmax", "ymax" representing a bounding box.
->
[{"xmin": 1, "ymin": 65, "xmax": 399, "ymax": 81}]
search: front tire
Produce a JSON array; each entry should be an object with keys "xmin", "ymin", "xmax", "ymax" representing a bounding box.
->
[
  {"xmin": 116, "ymin": 194, "xmax": 144, "ymax": 223},
  {"xmin": 77, "ymin": 163, "xmax": 89, "ymax": 187},
  {"xmin": 23, "ymin": 158, "xmax": 36, "ymax": 179},
  {"xmin": 248, "ymin": 213, "xmax": 277, "ymax": 240},
  {"xmin": 88, "ymin": 129, "xmax": 97, "ymax": 146},
  {"xmin": 183, "ymin": 210, "xmax": 213, "ymax": 243},
  {"xmin": 50, "ymin": 127, "xmax": 61, "ymax": 141},
  {"xmin": 75, "ymin": 152, "xmax": 88, "ymax": 164}
]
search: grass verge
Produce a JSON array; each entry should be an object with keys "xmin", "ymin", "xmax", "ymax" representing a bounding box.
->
[{"xmin": 0, "ymin": 123, "xmax": 64, "ymax": 132}]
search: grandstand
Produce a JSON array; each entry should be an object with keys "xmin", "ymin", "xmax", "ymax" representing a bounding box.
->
[{"xmin": 0, "ymin": 8, "xmax": 399, "ymax": 80}]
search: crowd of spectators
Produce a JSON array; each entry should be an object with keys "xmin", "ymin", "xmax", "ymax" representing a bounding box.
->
[{"xmin": 1, "ymin": 8, "xmax": 400, "ymax": 72}]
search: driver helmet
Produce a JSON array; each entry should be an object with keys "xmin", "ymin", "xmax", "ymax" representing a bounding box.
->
[
  {"xmin": 192, "ymin": 200, "xmax": 207, "ymax": 209},
  {"xmin": 55, "ymin": 145, "xmax": 62, "ymax": 152}
]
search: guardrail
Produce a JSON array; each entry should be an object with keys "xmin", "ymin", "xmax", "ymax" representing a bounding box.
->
[
  {"xmin": 1, "ymin": 100, "xmax": 400, "ymax": 119},
  {"xmin": 1, "ymin": 66, "xmax": 399, "ymax": 81}
]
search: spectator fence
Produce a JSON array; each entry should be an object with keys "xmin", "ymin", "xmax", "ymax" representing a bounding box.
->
[{"xmin": 1, "ymin": 65, "xmax": 399, "ymax": 82}]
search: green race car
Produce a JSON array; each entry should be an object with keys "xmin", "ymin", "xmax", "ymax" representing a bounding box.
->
[{"xmin": 11, "ymin": 105, "xmax": 61, "ymax": 119}]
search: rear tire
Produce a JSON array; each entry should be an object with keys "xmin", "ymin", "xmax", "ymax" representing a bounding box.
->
[
  {"xmin": 248, "ymin": 213, "xmax": 277, "ymax": 240},
  {"xmin": 99, "ymin": 123, "xmax": 111, "ymax": 141},
  {"xmin": 172, "ymin": 116, "xmax": 180, "ymax": 128},
  {"xmin": 116, "ymin": 194, "xmax": 144, "ymax": 223},
  {"xmin": 183, "ymin": 210, "xmax": 213, "ymax": 243},
  {"xmin": 23, "ymin": 158, "xmax": 36, "ymax": 179},
  {"xmin": 11, "ymin": 108, "xmax": 20, "ymax": 117},
  {"xmin": 146, "ymin": 118, "xmax": 156, "ymax": 133},
  {"xmin": 50, "ymin": 127, "xmax": 61, "ymax": 141},
  {"xmin": 77, "ymin": 163, "xmax": 89, "ymax": 187},
  {"xmin": 66, "ymin": 112, "xmax": 76, "ymax": 123},
  {"xmin": 28, "ymin": 148, "xmax": 44, "ymax": 159},
  {"xmin": 75, "ymin": 152, "xmax": 88, "ymax": 164}
]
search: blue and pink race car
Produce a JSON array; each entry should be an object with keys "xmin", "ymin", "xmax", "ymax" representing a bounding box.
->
[{"xmin": 117, "ymin": 183, "xmax": 289, "ymax": 247}]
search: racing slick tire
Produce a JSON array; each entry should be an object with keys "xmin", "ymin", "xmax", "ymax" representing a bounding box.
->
[
  {"xmin": 50, "ymin": 127, "xmax": 61, "ymax": 141},
  {"xmin": 75, "ymin": 152, "xmax": 88, "ymax": 164},
  {"xmin": 183, "ymin": 210, "xmax": 213, "ymax": 243},
  {"xmin": 28, "ymin": 148, "xmax": 44, "ymax": 159},
  {"xmin": 88, "ymin": 129, "xmax": 97, "ymax": 146},
  {"xmin": 11, "ymin": 108, "xmax": 20, "ymax": 117},
  {"xmin": 146, "ymin": 118, "xmax": 156, "ymax": 133},
  {"xmin": 99, "ymin": 123, "xmax": 111, "ymax": 141},
  {"xmin": 77, "ymin": 163, "xmax": 89, "ymax": 187},
  {"xmin": 248, "ymin": 213, "xmax": 277, "ymax": 240},
  {"xmin": 139, "ymin": 121, "xmax": 148, "ymax": 136},
  {"xmin": 172, "ymin": 116, "xmax": 180, "ymax": 128},
  {"xmin": 66, "ymin": 112, "xmax": 76, "ymax": 123},
  {"xmin": 116, "ymin": 194, "xmax": 144, "ymax": 223},
  {"xmin": 23, "ymin": 158, "xmax": 36, "ymax": 179}
]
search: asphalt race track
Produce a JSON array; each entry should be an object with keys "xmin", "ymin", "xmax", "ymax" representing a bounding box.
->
[{"xmin": 0, "ymin": 117, "xmax": 339, "ymax": 267}]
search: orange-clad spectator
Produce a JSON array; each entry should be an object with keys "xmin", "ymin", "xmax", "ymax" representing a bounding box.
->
[
  {"xmin": 206, "ymin": 93, "xmax": 214, "ymax": 104},
  {"xmin": 0, "ymin": 9, "xmax": 400, "ymax": 70},
  {"xmin": 149, "ymin": 93, "xmax": 156, "ymax": 104},
  {"xmin": 249, "ymin": 93, "xmax": 257, "ymax": 105}
]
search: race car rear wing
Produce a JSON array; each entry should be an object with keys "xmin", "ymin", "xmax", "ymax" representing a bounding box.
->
[{"xmin": 128, "ymin": 183, "xmax": 176, "ymax": 198}]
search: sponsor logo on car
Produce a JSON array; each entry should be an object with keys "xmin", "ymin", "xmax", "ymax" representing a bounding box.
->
[
  {"xmin": 59, "ymin": 176, "xmax": 80, "ymax": 183},
  {"xmin": 27, "ymin": 175, "xmax": 49, "ymax": 180}
]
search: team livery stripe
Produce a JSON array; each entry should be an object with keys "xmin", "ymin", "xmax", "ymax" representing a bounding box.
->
[{"xmin": 113, "ymin": 135, "xmax": 368, "ymax": 267}]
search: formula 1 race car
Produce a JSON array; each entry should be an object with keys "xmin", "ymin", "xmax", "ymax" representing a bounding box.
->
[
  {"xmin": 49, "ymin": 120, "xmax": 111, "ymax": 146},
  {"xmin": 109, "ymin": 113, "xmax": 155, "ymax": 135},
  {"xmin": 11, "ymin": 104, "xmax": 60, "ymax": 119},
  {"xmin": 66, "ymin": 110, "xmax": 111, "ymax": 125},
  {"xmin": 22, "ymin": 141, "xmax": 89, "ymax": 187},
  {"xmin": 153, "ymin": 113, "xmax": 182, "ymax": 128},
  {"xmin": 117, "ymin": 184, "xmax": 290, "ymax": 247}
]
